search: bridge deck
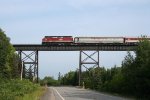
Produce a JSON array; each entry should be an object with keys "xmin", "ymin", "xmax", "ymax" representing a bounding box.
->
[{"xmin": 13, "ymin": 44, "xmax": 137, "ymax": 51}]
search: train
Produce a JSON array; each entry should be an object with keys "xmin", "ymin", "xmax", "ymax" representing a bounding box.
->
[{"xmin": 42, "ymin": 36, "xmax": 150, "ymax": 45}]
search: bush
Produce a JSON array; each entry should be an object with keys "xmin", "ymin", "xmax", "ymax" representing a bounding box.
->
[{"xmin": 0, "ymin": 79, "xmax": 40, "ymax": 100}]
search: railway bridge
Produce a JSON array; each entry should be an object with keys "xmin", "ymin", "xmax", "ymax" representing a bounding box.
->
[{"xmin": 13, "ymin": 43, "xmax": 137, "ymax": 85}]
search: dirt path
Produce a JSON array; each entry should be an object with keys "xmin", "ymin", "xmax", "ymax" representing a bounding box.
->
[{"xmin": 40, "ymin": 87, "xmax": 55, "ymax": 100}]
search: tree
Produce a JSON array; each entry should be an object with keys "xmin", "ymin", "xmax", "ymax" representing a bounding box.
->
[
  {"xmin": 121, "ymin": 52, "xmax": 136, "ymax": 94},
  {"xmin": 133, "ymin": 39, "xmax": 150, "ymax": 98},
  {"xmin": 10, "ymin": 53, "xmax": 20, "ymax": 78},
  {"xmin": 40, "ymin": 76, "xmax": 58, "ymax": 86},
  {"xmin": 121, "ymin": 38, "xmax": 150, "ymax": 98},
  {"xmin": 60, "ymin": 71, "xmax": 78, "ymax": 86},
  {"xmin": 0, "ymin": 28, "xmax": 16, "ymax": 78}
]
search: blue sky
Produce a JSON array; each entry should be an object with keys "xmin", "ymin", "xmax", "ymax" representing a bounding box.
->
[{"xmin": 0, "ymin": 0, "xmax": 150, "ymax": 79}]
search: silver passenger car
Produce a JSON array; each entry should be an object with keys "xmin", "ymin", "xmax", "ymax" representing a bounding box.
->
[{"xmin": 74, "ymin": 37, "xmax": 124, "ymax": 44}]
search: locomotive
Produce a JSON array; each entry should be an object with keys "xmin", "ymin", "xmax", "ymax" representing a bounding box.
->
[
  {"xmin": 42, "ymin": 36, "xmax": 150, "ymax": 45},
  {"xmin": 42, "ymin": 36, "xmax": 73, "ymax": 45}
]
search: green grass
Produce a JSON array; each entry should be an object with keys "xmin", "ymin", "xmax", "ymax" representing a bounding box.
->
[
  {"xmin": 16, "ymin": 87, "xmax": 46, "ymax": 100},
  {"xmin": 0, "ymin": 79, "xmax": 46, "ymax": 100}
]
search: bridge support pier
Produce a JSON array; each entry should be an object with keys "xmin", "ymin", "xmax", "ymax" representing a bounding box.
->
[
  {"xmin": 79, "ymin": 51, "xmax": 99, "ymax": 86},
  {"xmin": 18, "ymin": 51, "xmax": 39, "ymax": 83}
]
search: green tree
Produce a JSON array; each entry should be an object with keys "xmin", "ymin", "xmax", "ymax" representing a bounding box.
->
[
  {"xmin": 133, "ymin": 39, "xmax": 150, "ymax": 98},
  {"xmin": 121, "ymin": 38, "xmax": 150, "ymax": 98},
  {"xmin": 0, "ymin": 28, "xmax": 16, "ymax": 78},
  {"xmin": 60, "ymin": 71, "xmax": 78, "ymax": 86},
  {"xmin": 121, "ymin": 52, "xmax": 135, "ymax": 94},
  {"xmin": 40, "ymin": 76, "xmax": 58, "ymax": 86},
  {"xmin": 108, "ymin": 68, "xmax": 124, "ymax": 93},
  {"xmin": 10, "ymin": 53, "xmax": 19, "ymax": 78}
]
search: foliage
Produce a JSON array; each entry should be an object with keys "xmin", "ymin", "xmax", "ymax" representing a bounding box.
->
[
  {"xmin": 16, "ymin": 87, "xmax": 46, "ymax": 100},
  {"xmin": 121, "ymin": 39, "xmax": 150, "ymax": 98},
  {"xmin": 0, "ymin": 79, "xmax": 40, "ymax": 100},
  {"xmin": 40, "ymin": 76, "xmax": 59, "ymax": 86},
  {"xmin": 60, "ymin": 71, "xmax": 78, "ymax": 86},
  {"xmin": 0, "ymin": 28, "xmax": 19, "ymax": 79},
  {"xmin": 0, "ymin": 28, "xmax": 42, "ymax": 100}
]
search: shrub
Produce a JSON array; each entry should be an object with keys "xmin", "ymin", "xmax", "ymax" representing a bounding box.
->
[{"xmin": 0, "ymin": 79, "xmax": 40, "ymax": 100}]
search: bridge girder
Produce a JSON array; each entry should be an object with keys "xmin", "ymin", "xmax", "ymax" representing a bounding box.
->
[
  {"xmin": 18, "ymin": 50, "xmax": 39, "ymax": 82},
  {"xmin": 79, "ymin": 51, "xmax": 99, "ymax": 86},
  {"xmin": 14, "ymin": 44, "xmax": 138, "ymax": 84},
  {"xmin": 13, "ymin": 44, "xmax": 137, "ymax": 51}
]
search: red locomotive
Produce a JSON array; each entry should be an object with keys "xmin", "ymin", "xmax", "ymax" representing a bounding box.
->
[{"xmin": 42, "ymin": 36, "xmax": 73, "ymax": 45}]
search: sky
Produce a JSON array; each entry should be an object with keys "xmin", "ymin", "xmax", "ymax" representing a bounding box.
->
[{"xmin": 0, "ymin": 0, "xmax": 150, "ymax": 79}]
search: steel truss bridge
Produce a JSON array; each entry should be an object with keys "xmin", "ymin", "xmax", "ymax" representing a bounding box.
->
[{"xmin": 13, "ymin": 44, "xmax": 137, "ymax": 85}]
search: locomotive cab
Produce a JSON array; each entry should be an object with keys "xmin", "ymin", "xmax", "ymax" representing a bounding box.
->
[{"xmin": 42, "ymin": 36, "xmax": 73, "ymax": 45}]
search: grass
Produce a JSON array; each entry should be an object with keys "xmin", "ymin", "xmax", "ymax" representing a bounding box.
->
[
  {"xmin": 0, "ymin": 79, "xmax": 47, "ymax": 100},
  {"xmin": 16, "ymin": 87, "xmax": 46, "ymax": 100}
]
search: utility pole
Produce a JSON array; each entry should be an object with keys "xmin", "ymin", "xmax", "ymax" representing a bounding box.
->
[{"xmin": 58, "ymin": 72, "xmax": 61, "ymax": 85}]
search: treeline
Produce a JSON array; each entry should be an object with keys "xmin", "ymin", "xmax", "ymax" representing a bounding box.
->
[
  {"xmin": 59, "ymin": 38, "xmax": 150, "ymax": 99},
  {"xmin": 40, "ymin": 76, "xmax": 59, "ymax": 86},
  {"xmin": 0, "ymin": 29, "xmax": 42, "ymax": 100},
  {"xmin": 0, "ymin": 29, "xmax": 20, "ymax": 79},
  {"xmin": 59, "ymin": 71, "xmax": 78, "ymax": 86},
  {"xmin": 39, "ymin": 71, "xmax": 79, "ymax": 86}
]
